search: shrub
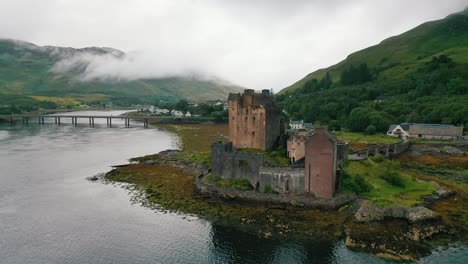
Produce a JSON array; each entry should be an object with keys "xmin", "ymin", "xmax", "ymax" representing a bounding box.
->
[
  {"xmin": 371, "ymin": 155, "xmax": 385, "ymax": 163},
  {"xmin": 365, "ymin": 125, "xmax": 377, "ymax": 135},
  {"xmin": 263, "ymin": 184, "xmax": 273, "ymax": 193},
  {"xmin": 341, "ymin": 172, "xmax": 373, "ymax": 195},
  {"xmin": 379, "ymin": 170, "xmax": 405, "ymax": 187}
]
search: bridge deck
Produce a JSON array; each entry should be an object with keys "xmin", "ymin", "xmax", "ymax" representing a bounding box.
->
[{"xmin": 0, "ymin": 114, "xmax": 167, "ymax": 119}]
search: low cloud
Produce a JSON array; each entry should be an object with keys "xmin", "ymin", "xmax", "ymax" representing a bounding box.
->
[{"xmin": 2, "ymin": 0, "xmax": 466, "ymax": 90}]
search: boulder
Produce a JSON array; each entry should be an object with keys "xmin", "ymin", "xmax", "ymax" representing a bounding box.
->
[
  {"xmin": 355, "ymin": 205, "xmax": 385, "ymax": 222},
  {"xmin": 443, "ymin": 146, "xmax": 464, "ymax": 156},
  {"xmin": 434, "ymin": 188, "xmax": 456, "ymax": 199},
  {"xmin": 143, "ymin": 160, "xmax": 159, "ymax": 165},
  {"xmin": 383, "ymin": 206, "xmax": 407, "ymax": 219},
  {"xmin": 407, "ymin": 206, "xmax": 439, "ymax": 223}
]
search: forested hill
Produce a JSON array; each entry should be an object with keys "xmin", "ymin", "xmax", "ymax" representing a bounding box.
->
[
  {"xmin": 276, "ymin": 8, "xmax": 468, "ymax": 133},
  {"xmin": 0, "ymin": 39, "xmax": 243, "ymax": 112}
]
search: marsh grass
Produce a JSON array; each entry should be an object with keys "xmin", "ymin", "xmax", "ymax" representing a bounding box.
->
[{"xmin": 343, "ymin": 158, "xmax": 436, "ymax": 207}]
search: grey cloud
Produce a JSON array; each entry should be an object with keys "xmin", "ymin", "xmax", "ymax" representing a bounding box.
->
[{"xmin": 1, "ymin": 0, "xmax": 467, "ymax": 90}]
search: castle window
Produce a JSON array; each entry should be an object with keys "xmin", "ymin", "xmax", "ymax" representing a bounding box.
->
[{"xmin": 252, "ymin": 131, "xmax": 255, "ymax": 136}]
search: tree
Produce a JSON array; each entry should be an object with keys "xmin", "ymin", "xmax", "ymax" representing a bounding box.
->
[
  {"xmin": 175, "ymin": 100, "xmax": 189, "ymax": 111},
  {"xmin": 365, "ymin": 125, "xmax": 376, "ymax": 135}
]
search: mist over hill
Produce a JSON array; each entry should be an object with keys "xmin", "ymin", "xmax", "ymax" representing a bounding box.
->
[{"xmin": 0, "ymin": 39, "xmax": 243, "ymax": 111}]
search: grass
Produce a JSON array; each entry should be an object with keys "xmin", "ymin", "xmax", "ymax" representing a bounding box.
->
[
  {"xmin": 158, "ymin": 124, "xmax": 229, "ymax": 167},
  {"xmin": 410, "ymin": 138, "xmax": 457, "ymax": 145},
  {"xmin": 397, "ymin": 154, "xmax": 468, "ymax": 238},
  {"xmin": 334, "ymin": 131, "xmax": 401, "ymax": 145},
  {"xmin": 342, "ymin": 158, "xmax": 436, "ymax": 207},
  {"xmin": 238, "ymin": 148, "xmax": 290, "ymax": 166},
  {"xmin": 206, "ymin": 175, "xmax": 253, "ymax": 191}
]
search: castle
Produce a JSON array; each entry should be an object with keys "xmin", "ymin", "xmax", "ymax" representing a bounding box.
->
[
  {"xmin": 228, "ymin": 89, "xmax": 283, "ymax": 150},
  {"xmin": 211, "ymin": 89, "xmax": 347, "ymax": 198}
]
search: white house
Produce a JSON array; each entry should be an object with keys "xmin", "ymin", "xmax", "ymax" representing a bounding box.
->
[
  {"xmin": 185, "ymin": 111, "xmax": 192, "ymax": 117},
  {"xmin": 289, "ymin": 120, "xmax": 313, "ymax": 130},
  {"xmin": 387, "ymin": 123, "xmax": 463, "ymax": 140},
  {"xmin": 386, "ymin": 124, "xmax": 411, "ymax": 138},
  {"xmin": 171, "ymin": 110, "xmax": 184, "ymax": 117}
]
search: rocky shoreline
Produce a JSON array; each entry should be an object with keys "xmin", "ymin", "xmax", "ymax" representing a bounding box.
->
[{"xmin": 99, "ymin": 148, "xmax": 466, "ymax": 261}]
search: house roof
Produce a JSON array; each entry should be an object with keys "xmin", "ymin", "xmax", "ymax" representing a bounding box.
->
[
  {"xmin": 290, "ymin": 120, "xmax": 303, "ymax": 125},
  {"xmin": 400, "ymin": 123, "xmax": 411, "ymax": 131},
  {"xmin": 304, "ymin": 123, "xmax": 313, "ymax": 129},
  {"xmin": 387, "ymin": 124, "xmax": 397, "ymax": 134}
]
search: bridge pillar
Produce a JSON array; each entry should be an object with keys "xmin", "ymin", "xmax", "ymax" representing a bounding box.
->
[
  {"xmin": 144, "ymin": 118, "xmax": 148, "ymax": 128},
  {"xmin": 89, "ymin": 117, "xmax": 92, "ymax": 126},
  {"xmin": 92, "ymin": 117, "xmax": 94, "ymax": 126},
  {"xmin": 58, "ymin": 117, "xmax": 61, "ymax": 125}
]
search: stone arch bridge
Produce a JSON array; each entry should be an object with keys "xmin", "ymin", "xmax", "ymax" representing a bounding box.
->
[{"xmin": 348, "ymin": 139, "xmax": 410, "ymax": 161}]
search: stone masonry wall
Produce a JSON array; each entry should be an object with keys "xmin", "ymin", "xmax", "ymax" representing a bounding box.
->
[{"xmin": 211, "ymin": 141, "xmax": 304, "ymax": 194}]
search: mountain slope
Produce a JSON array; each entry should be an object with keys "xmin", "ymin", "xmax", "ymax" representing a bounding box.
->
[
  {"xmin": 0, "ymin": 39, "xmax": 243, "ymax": 108},
  {"xmin": 276, "ymin": 9, "xmax": 468, "ymax": 133}
]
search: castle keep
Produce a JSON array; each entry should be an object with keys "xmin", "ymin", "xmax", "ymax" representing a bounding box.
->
[{"xmin": 228, "ymin": 89, "xmax": 283, "ymax": 150}]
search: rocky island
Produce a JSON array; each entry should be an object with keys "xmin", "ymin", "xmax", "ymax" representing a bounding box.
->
[{"xmin": 101, "ymin": 89, "xmax": 467, "ymax": 261}]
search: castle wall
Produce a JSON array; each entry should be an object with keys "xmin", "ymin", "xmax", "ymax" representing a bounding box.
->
[
  {"xmin": 211, "ymin": 141, "xmax": 304, "ymax": 194},
  {"xmin": 259, "ymin": 167, "xmax": 304, "ymax": 194},
  {"xmin": 211, "ymin": 141, "xmax": 263, "ymax": 180}
]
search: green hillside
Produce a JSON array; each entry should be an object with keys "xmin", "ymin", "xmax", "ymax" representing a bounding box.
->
[
  {"xmin": 277, "ymin": 8, "xmax": 468, "ymax": 133},
  {"xmin": 0, "ymin": 39, "xmax": 243, "ymax": 112}
]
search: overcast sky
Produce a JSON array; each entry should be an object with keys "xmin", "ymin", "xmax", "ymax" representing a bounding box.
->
[{"xmin": 1, "ymin": 0, "xmax": 467, "ymax": 90}]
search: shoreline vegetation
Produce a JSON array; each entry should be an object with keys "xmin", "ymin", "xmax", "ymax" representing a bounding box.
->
[{"xmin": 102, "ymin": 123, "xmax": 467, "ymax": 261}]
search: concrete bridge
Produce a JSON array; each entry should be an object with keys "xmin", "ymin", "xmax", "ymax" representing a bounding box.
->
[
  {"xmin": 348, "ymin": 139, "xmax": 410, "ymax": 161},
  {"xmin": 0, "ymin": 114, "xmax": 169, "ymax": 128}
]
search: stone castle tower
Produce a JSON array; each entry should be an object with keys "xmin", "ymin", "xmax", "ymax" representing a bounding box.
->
[
  {"xmin": 228, "ymin": 89, "xmax": 283, "ymax": 151},
  {"xmin": 304, "ymin": 128, "xmax": 347, "ymax": 198}
]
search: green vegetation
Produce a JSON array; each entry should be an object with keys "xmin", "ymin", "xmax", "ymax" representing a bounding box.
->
[
  {"xmin": 238, "ymin": 147, "xmax": 290, "ymax": 166},
  {"xmin": 342, "ymin": 158, "xmax": 436, "ymax": 207},
  {"xmin": 0, "ymin": 39, "xmax": 242, "ymax": 113},
  {"xmin": 206, "ymin": 175, "xmax": 253, "ymax": 191},
  {"xmin": 263, "ymin": 184, "xmax": 274, "ymax": 194},
  {"xmin": 277, "ymin": 10, "xmax": 468, "ymax": 133},
  {"xmin": 158, "ymin": 124, "xmax": 229, "ymax": 168},
  {"xmin": 334, "ymin": 131, "xmax": 400, "ymax": 144}
]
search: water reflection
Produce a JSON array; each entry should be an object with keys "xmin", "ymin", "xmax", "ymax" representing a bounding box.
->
[{"xmin": 209, "ymin": 224, "xmax": 336, "ymax": 264}]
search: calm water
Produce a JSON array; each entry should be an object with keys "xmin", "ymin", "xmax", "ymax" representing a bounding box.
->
[{"xmin": 0, "ymin": 110, "xmax": 466, "ymax": 264}]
